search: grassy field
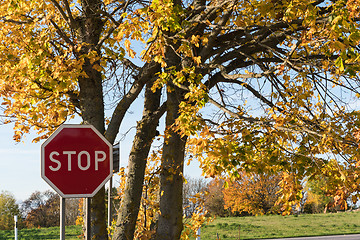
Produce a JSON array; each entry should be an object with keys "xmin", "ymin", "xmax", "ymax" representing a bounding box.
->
[
  {"xmin": 0, "ymin": 225, "xmax": 82, "ymax": 240},
  {"xmin": 1, "ymin": 211, "xmax": 360, "ymax": 239},
  {"xmin": 199, "ymin": 211, "xmax": 360, "ymax": 239}
]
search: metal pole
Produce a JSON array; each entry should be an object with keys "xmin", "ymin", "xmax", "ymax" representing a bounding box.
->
[
  {"xmin": 85, "ymin": 198, "xmax": 91, "ymax": 240},
  {"xmin": 14, "ymin": 215, "xmax": 18, "ymax": 240},
  {"xmin": 196, "ymin": 227, "xmax": 201, "ymax": 240},
  {"xmin": 60, "ymin": 197, "xmax": 65, "ymax": 240},
  {"xmin": 108, "ymin": 177, "xmax": 113, "ymax": 229}
]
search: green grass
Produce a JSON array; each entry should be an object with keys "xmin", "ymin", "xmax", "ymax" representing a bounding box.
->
[
  {"xmin": 198, "ymin": 211, "xmax": 360, "ymax": 239},
  {"xmin": 2, "ymin": 212, "xmax": 360, "ymax": 239},
  {"xmin": 0, "ymin": 225, "xmax": 82, "ymax": 240}
]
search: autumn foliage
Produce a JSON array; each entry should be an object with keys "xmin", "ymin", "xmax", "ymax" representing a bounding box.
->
[
  {"xmin": 21, "ymin": 190, "xmax": 79, "ymax": 228},
  {"xmin": 0, "ymin": 191, "xmax": 20, "ymax": 230},
  {"xmin": 204, "ymin": 179, "xmax": 229, "ymax": 217},
  {"xmin": 223, "ymin": 172, "xmax": 281, "ymax": 216}
]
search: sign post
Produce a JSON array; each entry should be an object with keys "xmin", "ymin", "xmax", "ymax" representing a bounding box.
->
[
  {"xmin": 85, "ymin": 198, "xmax": 91, "ymax": 240},
  {"xmin": 60, "ymin": 197, "xmax": 65, "ymax": 240},
  {"xmin": 14, "ymin": 215, "xmax": 17, "ymax": 240},
  {"xmin": 41, "ymin": 124, "xmax": 113, "ymax": 239},
  {"xmin": 108, "ymin": 142, "xmax": 120, "ymax": 230},
  {"xmin": 108, "ymin": 177, "xmax": 113, "ymax": 229}
]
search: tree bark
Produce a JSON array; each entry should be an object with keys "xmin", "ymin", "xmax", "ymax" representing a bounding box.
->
[
  {"xmin": 156, "ymin": 86, "xmax": 187, "ymax": 240},
  {"xmin": 78, "ymin": 57, "xmax": 108, "ymax": 239},
  {"xmin": 78, "ymin": 69, "xmax": 108, "ymax": 240},
  {"xmin": 76, "ymin": 1, "xmax": 108, "ymax": 239},
  {"xmin": 112, "ymin": 79, "xmax": 164, "ymax": 240}
]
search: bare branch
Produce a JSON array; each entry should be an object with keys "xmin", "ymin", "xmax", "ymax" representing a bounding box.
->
[
  {"xmin": 208, "ymin": 97, "xmax": 357, "ymax": 148},
  {"xmin": 105, "ymin": 61, "xmax": 161, "ymax": 143},
  {"xmin": 49, "ymin": 0, "xmax": 69, "ymax": 23},
  {"xmin": 63, "ymin": 0, "xmax": 76, "ymax": 28},
  {"xmin": 49, "ymin": 19, "xmax": 74, "ymax": 47},
  {"xmin": 97, "ymin": 0, "xmax": 132, "ymax": 49}
]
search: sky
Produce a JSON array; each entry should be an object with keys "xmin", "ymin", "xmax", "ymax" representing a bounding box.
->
[{"xmin": 0, "ymin": 100, "xmax": 203, "ymax": 202}]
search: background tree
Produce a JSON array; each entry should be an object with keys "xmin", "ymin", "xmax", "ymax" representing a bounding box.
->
[
  {"xmin": 223, "ymin": 172, "xmax": 281, "ymax": 216},
  {"xmin": 105, "ymin": 187, "xmax": 120, "ymax": 227},
  {"xmin": 21, "ymin": 191, "xmax": 79, "ymax": 228},
  {"xmin": 0, "ymin": 191, "xmax": 20, "ymax": 230},
  {"xmin": 303, "ymin": 174, "xmax": 356, "ymax": 214},
  {"xmin": 183, "ymin": 176, "xmax": 208, "ymax": 217},
  {"xmin": 203, "ymin": 179, "xmax": 229, "ymax": 217},
  {"xmin": 21, "ymin": 190, "xmax": 59, "ymax": 228},
  {"xmin": 303, "ymin": 177, "xmax": 332, "ymax": 214},
  {"xmin": 64, "ymin": 198, "xmax": 80, "ymax": 226}
]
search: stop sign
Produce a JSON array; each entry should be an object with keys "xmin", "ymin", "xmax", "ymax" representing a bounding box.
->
[{"xmin": 41, "ymin": 124, "xmax": 113, "ymax": 198}]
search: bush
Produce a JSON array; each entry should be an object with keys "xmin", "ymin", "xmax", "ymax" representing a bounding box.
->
[{"xmin": 0, "ymin": 191, "xmax": 21, "ymax": 230}]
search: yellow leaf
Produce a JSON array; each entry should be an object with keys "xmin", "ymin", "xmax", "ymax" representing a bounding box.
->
[
  {"xmin": 193, "ymin": 56, "xmax": 201, "ymax": 65},
  {"xmin": 124, "ymin": 39, "xmax": 131, "ymax": 51}
]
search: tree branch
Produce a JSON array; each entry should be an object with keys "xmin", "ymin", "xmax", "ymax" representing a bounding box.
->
[
  {"xmin": 49, "ymin": 0, "xmax": 69, "ymax": 23},
  {"xmin": 105, "ymin": 61, "xmax": 161, "ymax": 143},
  {"xmin": 63, "ymin": 0, "xmax": 76, "ymax": 28},
  {"xmin": 96, "ymin": 0, "xmax": 132, "ymax": 49},
  {"xmin": 49, "ymin": 19, "xmax": 74, "ymax": 47}
]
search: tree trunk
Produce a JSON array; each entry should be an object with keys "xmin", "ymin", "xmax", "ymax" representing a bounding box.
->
[
  {"xmin": 78, "ymin": 78, "xmax": 108, "ymax": 240},
  {"xmin": 156, "ymin": 87, "xmax": 187, "ymax": 240},
  {"xmin": 78, "ymin": 69, "xmax": 108, "ymax": 240},
  {"xmin": 112, "ymin": 80, "xmax": 163, "ymax": 240},
  {"xmin": 76, "ymin": 0, "xmax": 107, "ymax": 239}
]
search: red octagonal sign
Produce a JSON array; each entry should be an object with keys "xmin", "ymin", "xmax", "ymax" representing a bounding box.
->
[{"xmin": 41, "ymin": 125, "xmax": 113, "ymax": 198}]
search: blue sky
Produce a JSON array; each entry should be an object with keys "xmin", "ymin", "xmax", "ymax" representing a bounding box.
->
[{"xmin": 0, "ymin": 124, "xmax": 49, "ymax": 201}]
